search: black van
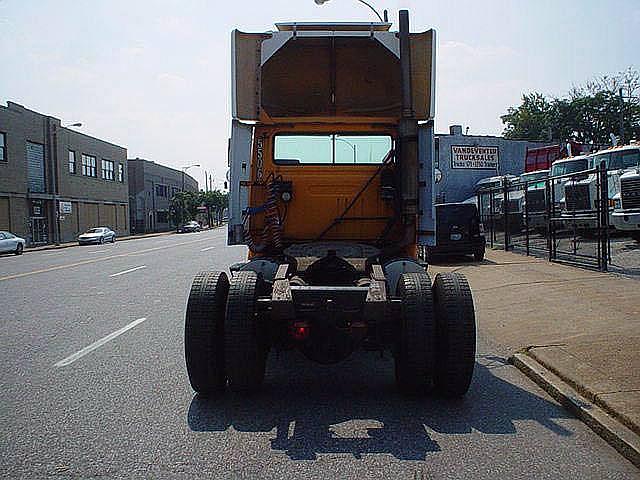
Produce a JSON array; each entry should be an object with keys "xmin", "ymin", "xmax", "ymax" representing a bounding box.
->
[{"xmin": 424, "ymin": 202, "xmax": 486, "ymax": 262}]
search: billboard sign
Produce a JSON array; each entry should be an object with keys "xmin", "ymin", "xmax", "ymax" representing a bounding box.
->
[{"xmin": 451, "ymin": 145, "xmax": 499, "ymax": 170}]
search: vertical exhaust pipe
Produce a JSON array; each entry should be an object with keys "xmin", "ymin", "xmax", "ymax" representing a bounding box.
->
[
  {"xmin": 398, "ymin": 9, "xmax": 418, "ymax": 218},
  {"xmin": 399, "ymin": 10, "xmax": 414, "ymax": 119}
]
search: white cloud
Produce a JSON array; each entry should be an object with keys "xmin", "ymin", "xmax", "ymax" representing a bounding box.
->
[{"xmin": 156, "ymin": 72, "xmax": 189, "ymax": 89}]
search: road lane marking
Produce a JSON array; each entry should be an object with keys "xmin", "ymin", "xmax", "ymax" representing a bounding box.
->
[
  {"xmin": 0, "ymin": 236, "xmax": 219, "ymax": 282},
  {"xmin": 110, "ymin": 265, "xmax": 147, "ymax": 277},
  {"xmin": 200, "ymin": 246, "xmax": 217, "ymax": 251},
  {"xmin": 54, "ymin": 317, "xmax": 148, "ymax": 367}
]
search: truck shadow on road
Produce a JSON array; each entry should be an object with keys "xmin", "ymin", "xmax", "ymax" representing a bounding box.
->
[{"xmin": 187, "ymin": 352, "xmax": 572, "ymax": 461}]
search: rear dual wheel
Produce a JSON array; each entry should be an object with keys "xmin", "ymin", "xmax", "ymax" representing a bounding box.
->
[
  {"xmin": 185, "ymin": 271, "xmax": 229, "ymax": 396},
  {"xmin": 185, "ymin": 270, "xmax": 267, "ymax": 396},
  {"xmin": 225, "ymin": 271, "xmax": 268, "ymax": 393},
  {"xmin": 394, "ymin": 271, "xmax": 476, "ymax": 397},
  {"xmin": 395, "ymin": 272, "xmax": 436, "ymax": 394},
  {"xmin": 432, "ymin": 272, "xmax": 476, "ymax": 397}
]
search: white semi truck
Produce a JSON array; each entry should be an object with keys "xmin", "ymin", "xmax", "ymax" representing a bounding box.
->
[
  {"xmin": 562, "ymin": 145, "xmax": 640, "ymax": 231},
  {"xmin": 519, "ymin": 169, "xmax": 549, "ymax": 232},
  {"xmin": 611, "ymin": 144, "xmax": 640, "ymax": 240}
]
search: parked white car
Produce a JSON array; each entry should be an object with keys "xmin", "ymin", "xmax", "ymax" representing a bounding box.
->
[
  {"xmin": 0, "ymin": 231, "xmax": 26, "ymax": 255},
  {"xmin": 78, "ymin": 227, "xmax": 116, "ymax": 245}
]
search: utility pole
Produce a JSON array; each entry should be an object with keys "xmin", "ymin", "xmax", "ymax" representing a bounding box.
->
[
  {"xmin": 50, "ymin": 120, "xmax": 61, "ymax": 245},
  {"xmin": 619, "ymin": 88, "xmax": 625, "ymax": 145}
]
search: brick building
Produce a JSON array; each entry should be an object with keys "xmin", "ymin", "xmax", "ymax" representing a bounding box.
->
[
  {"xmin": 0, "ymin": 101, "xmax": 129, "ymax": 245},
  {"xmin": 128, "ymin": 157, "xmax": 198, "ymax": 234}
]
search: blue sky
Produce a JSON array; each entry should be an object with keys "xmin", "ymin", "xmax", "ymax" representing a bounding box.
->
[{"xmin": 1, "ymin": 0, "xmax": 638, "ymax": 189}]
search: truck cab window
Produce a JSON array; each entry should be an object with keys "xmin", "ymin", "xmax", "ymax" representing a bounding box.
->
[{"xmin": 274, "ymin": 134, "xmax": 392, "ymax": 165}]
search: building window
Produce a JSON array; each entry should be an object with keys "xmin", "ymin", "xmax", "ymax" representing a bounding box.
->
[
  {"xmin": 101, "ymin": 159, "xmax": 115, "ymax": 180},
  {"xmin": 155, "ymin": 184, "xmax": 169, "ymax": 197},
  {"xmin": 0, "ymin": 132, "xmax": 6, "ymax": 162},
  {"xmin": 157, "ymin": 211, "xmax": 169, "ymax": 223},
  {"xmin": 68, "ymin": 150, "xmax": 76, "ymax": 173},
  {"xmin": 118, "ymin": 163, "xmax": 124, "ymax": 182},
  {"xmin": 81, "ymin": 154, "xmax": 97, "ymax": 177},
  {"xmin": 171, "ymin": 186, "xmax": 180, "ymax": 197}
]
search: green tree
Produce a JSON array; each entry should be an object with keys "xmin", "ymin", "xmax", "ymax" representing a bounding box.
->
[
  {"xmin": 197, "ymin": 190, "xmax": 229, "ymax": 226},
  {"xmin": 501, "ymin": 68, "xmax": 640, "ymax": 145},
  {"xmin": 168, "ymin": 191, "xmax": 199, "ymax": 227},
  {"xmin": 501, "ymin": 92, "xmax": 555, "ymax": 141}
]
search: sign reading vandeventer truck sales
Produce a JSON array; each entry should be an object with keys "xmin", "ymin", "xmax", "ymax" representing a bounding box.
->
[{"xmin": 451, "ymin": 145, "xmax": 499, "ymax": 170}]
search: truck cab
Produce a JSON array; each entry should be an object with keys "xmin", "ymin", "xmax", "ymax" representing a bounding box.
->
[
  {"xmin": 519, "ymin": 169, "xmax": 549, "ymax": 232},
  {"xmin": 562, "ymin": 146, "xmax": 640, "ymax": 230},
  {"xmin": 610, "ymin": 144, "xmax": 640, "ymax": 239},
  {"xmin": 474, "ymin": 174, "xmax": 522, "ymax": 232},
  {"xmin": 184, "ymin": 13, "xmax": 477, "ymax": 399},
  {"xmin": 549, "ymin": 155, "xmax": 589, "ymax": 222}
]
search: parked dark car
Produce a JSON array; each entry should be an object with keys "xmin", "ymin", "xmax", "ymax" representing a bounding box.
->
[
  {"xmin": 177, "ymin": 221, "xmax": 201, "ymax": 233},
  {"xmin": 424, "ymin": 202, "xmax": 486, "ymax": 262}
]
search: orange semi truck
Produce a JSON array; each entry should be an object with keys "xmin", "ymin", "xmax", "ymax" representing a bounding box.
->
[{"xmin": 184, "ymin": 11, "xmax": 477, "ymax": 396}]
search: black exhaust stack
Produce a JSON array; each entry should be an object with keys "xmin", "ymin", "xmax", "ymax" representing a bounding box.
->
[{"xmin": 398, "ymin": 9, "xmax": 418, "ymax": 219}]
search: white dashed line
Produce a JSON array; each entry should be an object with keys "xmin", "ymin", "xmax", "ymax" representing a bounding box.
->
[
  {"xmin": 54, "ymin": 317, "xmax": 148, "ymax": 367},
  {"xmin": 200, "ymin": 246, "xmax": 217, "ymax": 251},
  {"xmin": 110, "ymin": 265, "xmax": 147, "ymax": 277}
]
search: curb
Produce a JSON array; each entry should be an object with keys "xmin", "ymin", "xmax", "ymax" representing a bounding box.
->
[
  {"xmin": 510, "ymin": 352, "xmax": 640, "ymax": 468},
  {"xmin": 526, "ymin": 346, "xmax": 640, "ymax": 438},
  {"xmin": 24, "ymin": 231, "xmax": 177, "ymax": 253}
]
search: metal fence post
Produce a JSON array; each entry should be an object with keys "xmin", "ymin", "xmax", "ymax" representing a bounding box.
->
[
  {"xmin": 489, "ymin": 189, "xmax": 494, "ymax": 248},
  {"xmin": 599, "ymin": 161, "xmax": 609, "ymax": 272},
  {"xmin": 503, "ymin": 177, "xmax": 510, "ymax": 251},
  {"xmin": 524, "ymin": 181, "xmax": 530, "ymax": 256},
  {"xmin": 547, "ymin": 176, "xmax": 553, "ymax": 261}
]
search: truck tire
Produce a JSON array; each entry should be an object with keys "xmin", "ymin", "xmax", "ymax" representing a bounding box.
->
[
  {"xmin": 225, "ymin": 270, "xmax": 267, "ymax": 393},
  {"xmin": 394, "ymin": 272, "xmax": 436, "ymax": 394},
  {"xmin": 432, "ymin": 272, "xmax": 476, "ymax": 397},
  {"xmin": 185, "ymin": 271, "xmax": 229, "ymax": 396}
]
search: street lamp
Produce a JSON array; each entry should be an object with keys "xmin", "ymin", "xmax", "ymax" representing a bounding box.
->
[
  {"xmin": 178, "ymin": 164, "xmax": 200, "ymax": 228},
  {"xmin": 64, "ymin": 122, "xmax": 82, "ymax": 128},
  {"xmin": 181, "ymin": 164, "xmax": 200, "ymax": 191},
  {"xmin": 314, "ymin": 0, "xmax": 388, "ymax": 23},
  {"xmin": 335, "ymin": 137, "xmax": 357, "ymax": 163}
]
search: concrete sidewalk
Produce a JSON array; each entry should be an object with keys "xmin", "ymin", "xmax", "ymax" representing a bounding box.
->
[
  {"xmin": 25, "ymin": 230, "xmax": 178, "ymax": 252},
  {"xmin": 430, "ymin": 250, "xmax": 640, "ymax": 465}
]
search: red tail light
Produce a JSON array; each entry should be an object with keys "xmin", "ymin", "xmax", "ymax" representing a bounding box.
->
[{"xmin": 291, "ymin": 322, "xmax": 310, "ymax": 341}]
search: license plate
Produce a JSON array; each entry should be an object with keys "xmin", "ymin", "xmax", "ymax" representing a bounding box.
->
[{"xmin": 450, "ymin": 233, "xmax": 462, "ymax": 241}]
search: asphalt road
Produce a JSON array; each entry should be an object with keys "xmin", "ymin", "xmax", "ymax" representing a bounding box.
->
[{"xmin": 1, "ymin": 228, "xmax": 638, "ymax": 479}]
